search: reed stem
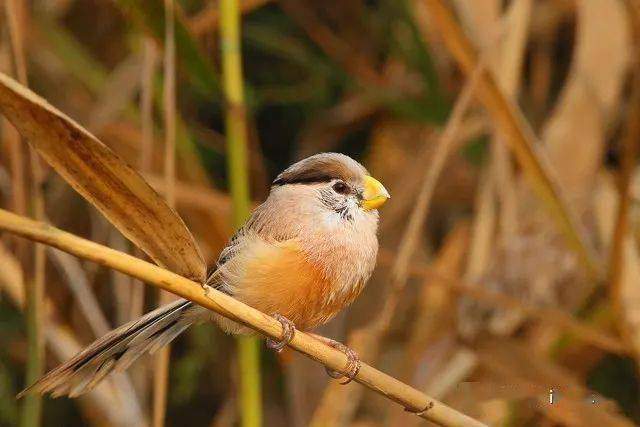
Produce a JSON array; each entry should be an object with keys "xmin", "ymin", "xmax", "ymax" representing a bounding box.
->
[
  {"xmin": 220, "ymin": 0, "xmax": 261, "ymax": 426},
  {"xmin": 5, "ymin": 2, "xmax": 45, "ymax": 426},
  {"xmin": 153, "ymin": 1, "xmax": 177, "ymax": 425}
]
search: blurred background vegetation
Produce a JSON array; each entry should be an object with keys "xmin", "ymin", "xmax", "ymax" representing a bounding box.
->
[{"xmin": 2, "ymin": 0, "xmax": 640, "ymax": 426}]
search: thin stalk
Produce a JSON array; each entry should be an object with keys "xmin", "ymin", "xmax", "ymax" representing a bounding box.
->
[
  {"xmin": 5, "ymin": 2, "xmax": 45, "ymax": 426},
  {"xmin": 153, "ymin": 1, "xmax": 176, "ymax": 425},
  {"xmin": 0, "ymin": 208, "xmax": 487, "ymax": 427},
  {"xmin": 131, "ymin": 37, "xmax": 157, "ymax": 321},
  {"xmin": 129, "ymin": 37, "xmax": 158, "ymax": 408},
  {"xmin": 2, "ymin": 2, "xmax": 26, "ymax": 225},
  {"xmin": 220, "ymin": 1, "xmax": 261, "ymax": 426}
]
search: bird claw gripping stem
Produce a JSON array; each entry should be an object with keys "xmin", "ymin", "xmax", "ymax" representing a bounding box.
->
[
  {"xmin": 321, "ymin": 338, "xmax": 361, "ymax": 384},
  {"xmin": 266, "ymin": 313, "xmax": 296, "ymax": 352}
]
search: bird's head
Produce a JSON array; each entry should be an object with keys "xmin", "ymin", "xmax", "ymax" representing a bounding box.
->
[{"xmin": 272, "ymin": 153, "xmax": 390, "ymax": 219}]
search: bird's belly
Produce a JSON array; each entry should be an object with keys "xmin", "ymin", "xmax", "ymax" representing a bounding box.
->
[{"xmin": 230, "ymin": 239, "xmax": 357, "ymax": 331}]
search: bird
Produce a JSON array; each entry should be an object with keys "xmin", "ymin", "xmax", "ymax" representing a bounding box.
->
[{"xmin": 19, "ymin": 152, "xmax": 390, "ymax": 398}]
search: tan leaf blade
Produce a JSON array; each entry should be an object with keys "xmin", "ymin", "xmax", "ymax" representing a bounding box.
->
[
  {"xmin": 543, "ymin": 0, "xmax": 630, "ymax": 195},
  {"xmin": 422, "ymin": 0, "xmax": 601, "ymax": 280},
  {"xmin": 0, "ymin": 72, "xmax": 206, "ymax": 281}
]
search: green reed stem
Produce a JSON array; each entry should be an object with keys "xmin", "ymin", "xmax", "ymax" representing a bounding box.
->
[{"xmin": 220, "ymin": 0, "xmax": 262, "ymax": 426}]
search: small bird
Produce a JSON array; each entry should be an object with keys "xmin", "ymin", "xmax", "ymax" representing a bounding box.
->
[{"xmin": 19, "ymin": 153, "xmax": 390, "ymax": 398}]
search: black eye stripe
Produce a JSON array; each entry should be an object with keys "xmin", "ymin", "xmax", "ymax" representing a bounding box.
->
[{"xmin": 272, "ymin": 174, "xmax": 335, "ymax": 186}]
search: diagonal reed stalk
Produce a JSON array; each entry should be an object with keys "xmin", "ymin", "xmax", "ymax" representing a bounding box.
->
[
  {"xmin": 0, "ymin": 208, "xmax": 487, "ymax": 427},
  {"xmin": 4, "ymin": 2, "xmax": 46, "ymax": 426},
  {"xmin": 220, "ymin": 1, "xmax": 262, "ymax": 425},
  {"xmin": 421, "ymin": 0, "xmax": 601, "ymax": 280}
]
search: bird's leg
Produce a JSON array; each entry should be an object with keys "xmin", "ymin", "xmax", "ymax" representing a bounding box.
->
[
  {"xmin": 266, "ymin": 313, "xmax": 296, "ymax": 352},
  {"xmin": 310, "ymin": 334, "xmax": 361, "ymax": 384}
]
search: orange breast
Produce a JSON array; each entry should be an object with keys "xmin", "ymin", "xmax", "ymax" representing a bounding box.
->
[{"xmin": 232, "ymin": 240, "xmax": 348, "ymax": 331}]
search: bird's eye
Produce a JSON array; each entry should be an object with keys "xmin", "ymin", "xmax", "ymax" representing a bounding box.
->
[{"xmin": 332, "ymin": 181, "xmax": 350, "ymax": 195}]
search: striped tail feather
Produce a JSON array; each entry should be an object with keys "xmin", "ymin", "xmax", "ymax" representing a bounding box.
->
[{"xmin": 18, "ymin": 298, "xmax": 201, "ymax": 398}]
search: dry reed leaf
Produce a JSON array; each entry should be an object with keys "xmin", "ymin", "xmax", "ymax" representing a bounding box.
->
[
  {"xmin": 542, "ymin": 0, "xmax": 631, "ymax": 200},
  {"xmin": 422, "ymin": 0, "xmax": 600, "ymax": 279},
  {"xmin": 459, "ymin": 0, "xmax": 628, "ymax": 341},
  {"xmin": 0, "ymin": 72, "xmax": 206, "ymax": 281}
]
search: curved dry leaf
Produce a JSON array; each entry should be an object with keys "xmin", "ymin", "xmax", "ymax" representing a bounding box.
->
[
  {"xmin": 543, "ymin": 0, "xmax": 630, "ymax": 197},
  {"xmin": 0, "ymin": 72, "xmax": 206, "ymax": 281}
]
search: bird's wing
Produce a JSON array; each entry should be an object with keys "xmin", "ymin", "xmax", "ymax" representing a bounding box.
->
[{"xmin": 205, "ymin": 198, "xmax": 301, "ymax": 288}]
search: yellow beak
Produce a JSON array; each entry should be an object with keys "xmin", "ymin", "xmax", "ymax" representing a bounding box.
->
[{"xmin": 361, "ymin": 175, "xmax": 390, "ymax": 211}]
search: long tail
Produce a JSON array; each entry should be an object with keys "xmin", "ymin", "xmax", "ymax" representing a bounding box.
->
[{"xmin": 18, "ymin": 298, "xmax": 205, "ymax": 398}]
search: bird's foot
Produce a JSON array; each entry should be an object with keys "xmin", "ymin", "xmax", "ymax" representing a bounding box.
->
[
  {"xmin": 266, "ymin": 313, "xmax": 296, "ymax": 352},
  {"xmin": 311, "ymin": 335, "xmax": 361, "ymax": 384}
]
